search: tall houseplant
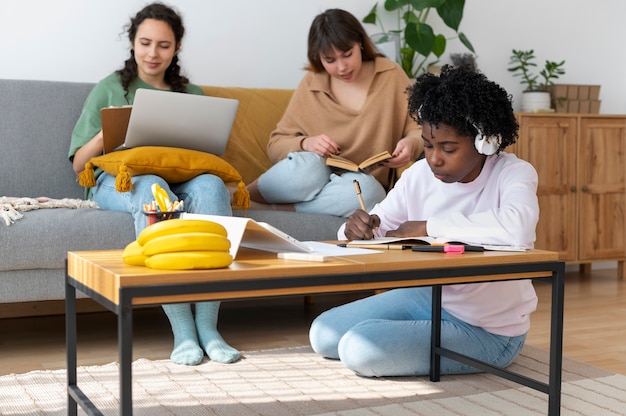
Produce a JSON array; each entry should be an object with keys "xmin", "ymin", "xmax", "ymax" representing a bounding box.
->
[
  {"xmin": 363, "ymin": 0, "xmax": 475, "ymax": 78},
  {"xmin": 508, "ymin": 49, "xmax": 566, "ymax": 112}
]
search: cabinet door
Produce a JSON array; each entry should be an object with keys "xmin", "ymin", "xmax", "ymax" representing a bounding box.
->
[
  {"xmin": 517, "ymin": 116, "xmax": 577, "ymax": 260},
  {"xmin": 578, "ymin": 117, "xmax": 626, "ymax": 260}
]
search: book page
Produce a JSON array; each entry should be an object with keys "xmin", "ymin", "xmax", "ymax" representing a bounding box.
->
[
  {"xmin": 347, "ymin": 236, "xmax": 450, "ymax": 245},
  {"xmin": 347, "ymin": 236, "xmax": 527, "ymax": 251},
  {"xmin": 325, "ymin": 154, "xmax": 358, "ymax": 172},
  {"xmin": 181, "ymin": 213, "xmax": 313, "ymax": 257},
  {"xmin": 358, "ymin": 151, "xmax": 392, "ymax": 171}
]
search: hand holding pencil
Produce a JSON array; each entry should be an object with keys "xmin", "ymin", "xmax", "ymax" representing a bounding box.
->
[{"xmin": 344, "ymin": 180, "xmax": 379, "ymax": 240}]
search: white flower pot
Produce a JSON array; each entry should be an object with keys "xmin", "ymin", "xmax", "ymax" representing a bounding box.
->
[{"xmin": 521, "ymin": 91, "xmax": 551, "ymax": 112}]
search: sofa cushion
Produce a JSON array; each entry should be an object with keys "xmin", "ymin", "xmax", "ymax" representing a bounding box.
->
[
  {"xmin": 0, "ymin": 79, "xmax": 95, "ymax": 199},
  {"xmin": 0, "ymin": 208, "xmax": 136, "ymax": 271},
  {"xmin": 202, "ymin": 86, "xmax": 293, "ymax": 184}
]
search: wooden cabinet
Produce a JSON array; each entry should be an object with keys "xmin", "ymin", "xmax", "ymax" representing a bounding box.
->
[{"xmin": 512, "ymin": 113, "xmax": 626, "ymax": 278}]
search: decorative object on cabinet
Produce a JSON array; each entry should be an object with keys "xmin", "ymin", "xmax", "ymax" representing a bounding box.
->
[
  {"xmin": 550, "ymin": 84, "xmax": 601, "ymax": 113},
  {"xmin": 511, "ymin": 113, "xmax": 626, "ymax": 279},
  {"xmin": 450, "ymin": 52, "xmax": 478, "ymax": 72},
  {"xmin": 362, "ymin": 0, "xmax": 475, "ymax": 78},
  {"xmin": 508, "ymin": 49, "xmax": 566, "ymax": 112}
]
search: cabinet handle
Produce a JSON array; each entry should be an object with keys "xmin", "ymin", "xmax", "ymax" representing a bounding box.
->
[
  {"xmin": 582, "ymin": 185, "xmax": 589, "ymax": 192},
  {"xmin": 570, "ymin": 186, "xmax": 577, "ymax": 192}
]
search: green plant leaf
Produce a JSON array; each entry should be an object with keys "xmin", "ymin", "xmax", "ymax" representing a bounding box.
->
[
  {"xmin": 405, "ymin": 22, "xmax": 435, "ymax": 56},
  {"xmin": 384, "ymin": 0, "xmax": 408, "ymax": 11},
  {"xmin": 362, "ymin": 3, "xmax": 379, "ymax": 24},
  {"xmin": 432, "ymin": 34, "xmax": 446, "ymax": 57},
  {"xmin": 402, "ymin": 9, "xmax": 421, "ymax": 28},
  {"xmin": 437, "ymin": 0, "xmax": 464, "ymax": 30},
  {"xmin": 408, "ymin": 0, "xmax": 445, "ymax": 11},
  {"xmin": 400, "ymin": 46, "xmax": 416, "ymax": 77},
  {"xmin": 458, "ymin": 32, "xmax": 474, "ymax": 53}
]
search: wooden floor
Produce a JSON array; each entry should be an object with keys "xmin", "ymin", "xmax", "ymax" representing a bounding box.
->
[{"xmin": 1, "ymin": 266, "xmax": 625, "ymax": 376}]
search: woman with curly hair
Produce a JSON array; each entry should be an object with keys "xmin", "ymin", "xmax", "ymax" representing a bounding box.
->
[
  {"xmin": 69, "ymin": 3, "xmax": 239, "ymax": 366},
  {"xmin": 309, "ymin": 65, "xmax": 540, "ymax": 377}
]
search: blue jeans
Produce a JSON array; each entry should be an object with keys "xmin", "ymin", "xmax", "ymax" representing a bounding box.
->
[
  {"xmin": 257, "ymin": 152, "xmax": 386, "ymax": 217},
  {"xmin": 92, "ymin": 173, "xmax": 232, "ymax": 237},
  {"xmin": 309, "ymin": 287, "xmax": 527, "ymax": 377}
]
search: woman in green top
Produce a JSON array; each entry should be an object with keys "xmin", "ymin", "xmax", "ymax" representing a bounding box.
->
[{"xmin": 69, "ymin": 2, "xmax": 239, "ymax": 366}]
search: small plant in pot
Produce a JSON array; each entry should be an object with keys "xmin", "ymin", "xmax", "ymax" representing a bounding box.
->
[{"xmin": 508, "ymin": 49, "xmax": 566, "ymax": 112}]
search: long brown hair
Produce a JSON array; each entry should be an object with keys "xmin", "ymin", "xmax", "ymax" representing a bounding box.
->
[
  {"xmin": 306, "ymin": 8, "xmax": 382, "ymax": 73},
  {"xmin": 117, "ymin": 2, "xmax": 189, "ymax": 99}
]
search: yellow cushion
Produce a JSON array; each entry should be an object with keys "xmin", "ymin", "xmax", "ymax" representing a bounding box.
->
[
  {"xmin": 77, "ymin": 146, "xmax": 249, "ymax": 209},
  {"xmin": 201, "ymin": 86, "xmax": 294, "ymax": 184}
]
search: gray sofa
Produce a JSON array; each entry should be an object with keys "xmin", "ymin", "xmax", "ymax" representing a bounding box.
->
[{"xmin": 0, "ymin": 79, "xmax": 345, "ymax": 314}]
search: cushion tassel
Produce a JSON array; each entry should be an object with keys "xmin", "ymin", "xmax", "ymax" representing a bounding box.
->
[
  {"xmin": 77, "ymin": 162, "xmax": 96, "ymax": 188},
  {"xmin": 115, "ymin": 164, "xmax": 133, "ymax": 192},
  {"xmin": 232, "ymin": 181, "xmax": 250, "ymax": 211}
]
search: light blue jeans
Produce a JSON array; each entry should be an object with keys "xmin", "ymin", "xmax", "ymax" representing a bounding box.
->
[
  {"xmin": 309, "ymin": 287, "xmax": 527, "ymax": 377},
  {"xmin": 92, "ymin": 173, "xmax": 232, "ymax": 237},
  {"xmin": 257, "ymin": 152, "xmax": 386, "ymax": 217}
]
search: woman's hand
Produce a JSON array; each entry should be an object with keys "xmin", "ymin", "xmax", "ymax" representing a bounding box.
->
[
  {"xmin": 300, "ymin": 134, "xmax": 341, "ymax": 157},
  {"xmin": 344, "ymin": 211, "xmax": 380, "ymax": 240},
  {"xmin": 383, "ymin": 138, "xmax": 414, "ymax": 168},
  {"xmin": 385, "ymin": 220, "xmax": 427, "ymax": 238},
  {"xmin": 72, "ymin": 130, "xmax": 104, "ymax": 174}
]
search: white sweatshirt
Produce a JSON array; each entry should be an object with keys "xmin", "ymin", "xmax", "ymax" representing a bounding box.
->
[{"xmin": 338, "ymin": 152, "xmax": 540, "ymax": 336}]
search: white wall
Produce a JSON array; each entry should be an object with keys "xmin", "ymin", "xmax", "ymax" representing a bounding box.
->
[{"xmin": 1, "ymin": 0, "xmax": 625, "ymax": 113}]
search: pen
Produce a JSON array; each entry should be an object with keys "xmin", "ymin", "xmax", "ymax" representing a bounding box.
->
[
  {"xmin": 338, "ymin": 243, "xmax": 407, "ymax": 250},
  {"xmin": 411, "ymin": 244, "xmax": 485, "ymax": 253},
  {"xmin": 353, "ymin": 180, "xmax": 367, "ymax": 211}
]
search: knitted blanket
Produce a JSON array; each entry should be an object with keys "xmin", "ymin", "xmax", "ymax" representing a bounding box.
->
[{"xmin": 0, "ymin": 196, "xmax": 99, "ymax": 226}]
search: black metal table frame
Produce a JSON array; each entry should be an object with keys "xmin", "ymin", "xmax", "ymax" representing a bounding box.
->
[{"xmin": 66, "ymin": 260, "xmax": 565, "ymax": 416}]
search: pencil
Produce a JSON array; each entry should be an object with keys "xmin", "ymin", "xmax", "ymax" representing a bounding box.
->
[
  {"xmin": 338, "ymin": 243, "xmax": 406, "ymax": 250},
  {"xmin": 353, "ymin": 180, "xmax": 367, "ymax": 211}
]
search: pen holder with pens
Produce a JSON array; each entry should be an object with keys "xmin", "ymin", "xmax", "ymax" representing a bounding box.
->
[
  {"xmin": 144, "ymin": 210, "xmax": 185, "ymax": 225},
  {"xmin": 144, "ymin": 182, "xmax": 185, "ymax": 225}
]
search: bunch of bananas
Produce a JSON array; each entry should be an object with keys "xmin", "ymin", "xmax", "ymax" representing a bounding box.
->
[{"xmin": 122, "ymin": 218, "xmax": 233, "ymax": 270}]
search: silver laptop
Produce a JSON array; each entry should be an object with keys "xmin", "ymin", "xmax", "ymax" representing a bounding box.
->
[{"xmin": 103, "ymin": 88, "xmax": 239, "ymax": 155}]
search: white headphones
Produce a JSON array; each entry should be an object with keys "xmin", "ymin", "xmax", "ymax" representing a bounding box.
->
[
  {"xmin": 419, "ymin": 106, "xmax": 502, "ymax": 156},
  {"xmin": 471, "ymin": 122, "xmax": 502, "ymax": 156}
]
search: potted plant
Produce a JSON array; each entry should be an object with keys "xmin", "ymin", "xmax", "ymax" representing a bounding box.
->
[
  {"xmin": 363, "ymin": 0, "xmax": 475, "ymax": 78},
  {"xmin": 508, "ymin": 49, "xmax": 566, "ymax": 112}
]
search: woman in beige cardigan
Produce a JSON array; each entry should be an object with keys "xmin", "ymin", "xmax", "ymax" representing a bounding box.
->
[{"xmin": 247, "ymin": 9, "xmax": 422, "ymax": 217}]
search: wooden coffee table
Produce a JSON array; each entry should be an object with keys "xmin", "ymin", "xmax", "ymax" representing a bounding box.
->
[{"xmin": 65, "ymin": 247, "xmax": 564, "ymax": 416}]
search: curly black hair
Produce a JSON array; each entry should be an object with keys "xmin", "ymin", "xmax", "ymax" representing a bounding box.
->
[{"xmin": 407, "ymin": 65, "xmax": 518, "ymax": 152}]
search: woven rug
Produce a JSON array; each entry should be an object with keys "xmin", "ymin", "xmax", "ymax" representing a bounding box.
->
[{"xmin": 1, "ymin": 345, "xmax": 624, "ymax": 415}]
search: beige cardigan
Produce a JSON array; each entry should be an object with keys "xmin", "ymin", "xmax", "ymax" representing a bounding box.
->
[{"xmin": 267, "ymin": 57, "xmax": 422, "ymax": 189}]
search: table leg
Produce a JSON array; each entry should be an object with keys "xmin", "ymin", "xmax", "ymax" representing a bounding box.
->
[
  {"xmin": 119, "ymin": 294, "xmax": 134, "ymax": 416},
  {"xmin": 430, "ymin": 285, "xmax": 442, "ymax": 382},
  {"xmin": 548, "ymin": 262, "xmax": 565, "ymax": 416},
  {"xmin": 65, "ymin": 270, "xmax": 78, "ymax": 416}
]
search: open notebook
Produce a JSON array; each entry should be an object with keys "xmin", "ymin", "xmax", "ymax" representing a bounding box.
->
[
  {"xmin": 347, "ymin": 236, "xmax": 528, "ymax": 252},
  {"xmin": 181, "ymin": 214, "xmax": 314, "ymax": 258}
]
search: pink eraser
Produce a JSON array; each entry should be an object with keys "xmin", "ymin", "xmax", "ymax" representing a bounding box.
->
[{"xmin": 444, "ymin": 245, "xmax": 465, "ymax": 254}]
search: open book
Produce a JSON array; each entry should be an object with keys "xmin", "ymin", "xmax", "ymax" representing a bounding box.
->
[
  {"xmin": 182, "ymin": 213, "xmax": 313, "ymax": 258},
  {"xmin": 326, "ymin": 151, "xmax": 392, "ymax": 173},
  {"xmin": 347, "ymin": 236, "xmax": 527, "ymax": 252}
]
